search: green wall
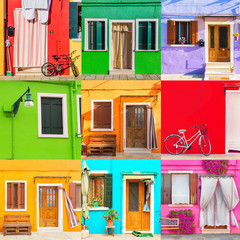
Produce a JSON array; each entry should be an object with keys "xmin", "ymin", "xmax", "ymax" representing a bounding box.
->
[
  {"xmin": 0, "ymin": 81, "xmax": 81, "ymax": 160},
  {"xmin": 82, "ymin": 0, "xmax": 161, "ymax": 75}
]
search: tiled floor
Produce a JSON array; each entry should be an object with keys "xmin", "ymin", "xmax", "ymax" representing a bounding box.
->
[
  {"xmin": 85, "ymin": 234, "xmax": 161, "ymax": 240},
  {"xmin": 161, "ymin": 234, "xmax": 240, "ymax": 240},
  {"xmin": 82, "ymin": 74, "xmax": 161, "ymax": 80}
]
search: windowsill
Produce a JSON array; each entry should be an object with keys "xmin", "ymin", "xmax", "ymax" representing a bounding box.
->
[
  {"xmin": 5, "ymin": 209, "xmax": 27, "ymax": 212},
  {"xmin": 135, "ymin": 49, "xmax": 160, "ymax": 52},
  {"xmin": 91, "ymin": 129, "xmax": 113, "ymax": 132},
  {"xmin": 170, "ymin": 44, "xmax": 196, "ymax": 47},
  {"xmin": 89, "ymin": 207, "xmax": 109, "ymax": 211},
  {"xmin": 168, "ymin": 204, "xmax": 193, "ymax": 207},
  {"xmin": 71, "ymin": 38, "xmax": 82, "ymax": 42},
  {"xmin": 83, "ymin": 50, "xmax": 109, "ymax": 52},
  {"xmin": 38, "ymin": 134, "xmax": 69, "ymax": 138},
  {"xmin": 74, "ymin": 208, "xmax": 82, "ymax": 212},
  {"xmin": 202, "ymin": 229, "xmax": 230, "ymax": 234}
]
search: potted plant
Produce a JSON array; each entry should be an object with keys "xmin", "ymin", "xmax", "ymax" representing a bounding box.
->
[
  {"xmin": 230, "ymin": 66, "xmax": 235, "ymax": 73},
  {"xmin": 233, "ymin": 32, "xmax": 239, "ymax": 41},
  {"xmin": 101, "ymin": 209, "xmax": 120, "ymax": 227},
  {"xmin": 179, "ymin": 37, "xmax": 186, "ymax": 45},
  {"xmin": 89, "ymin": 197, "xmax": 101, "ymax": 208}
]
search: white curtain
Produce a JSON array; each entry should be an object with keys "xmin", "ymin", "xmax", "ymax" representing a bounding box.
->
[
  {"xmin": 147, "ymin": 107, "xmax": 158, "ymax": 150},
  {"xmin": 172, "ymin": 174, "xmax": 190, "ymax": 204}
]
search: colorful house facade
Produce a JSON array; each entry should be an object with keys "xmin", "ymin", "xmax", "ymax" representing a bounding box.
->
[
  {"xmin": 0, "ymin": 0, "xmax": 4, "ymax": 75},
  {"xmin": 81, "ymin": 0, "xmax": 161, "ymax": 75},
  {"xmin": 0, "ymin": 160, "xmax": 81, "ymax": 233},
  {"xmin": 161, "ymin": 0, "xmax": 240, "ymax": 79},
  {"xmin": 81, "ymin": 80, "xmax": 161, "ymax": 154},
  {"xmin": 161, "ymin": 80, "xmax": 240, "ymax": 154},
  {"xmin": 0, "ymin": 81, "xmax": 81, "ymax": 159},
  {"xmin": 161, "ymin": 160, "xmax": 240, "ymax": 234},
  {"xmin": 82, "ymin": 160, "xmax": 161, "ymax": 234}
]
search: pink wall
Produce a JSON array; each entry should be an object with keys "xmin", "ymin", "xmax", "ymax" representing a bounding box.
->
[{"xmin": 161, "ymin": 160, "xmax": 240, "ymax": 234}]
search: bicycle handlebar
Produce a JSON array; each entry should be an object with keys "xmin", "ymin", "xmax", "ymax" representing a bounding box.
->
[{"xmin": 191, "ymin": 123, "xmax": 206, "ymax": 129}]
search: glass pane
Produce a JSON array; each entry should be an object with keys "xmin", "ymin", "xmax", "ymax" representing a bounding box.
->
[
  {"xmin": 126, "ymin": 107, "xmax": 131, "ymax": 127},
  {"xmin": 129, "ymin": 182, "xmax": 139, "ymax": 212},
  {"xmin": 219, "ymin": 27, "xmax": 228, "ymax": 48},
  {"xmin": 87, "ymin": 176, "xmax": 104, "ymax": 206},
  {"xmin": 210, "ymin": 26, "xmax": 214, "ymax": 48}
]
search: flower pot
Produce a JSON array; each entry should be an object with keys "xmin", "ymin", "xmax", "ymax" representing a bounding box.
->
[
  {"xmin": 180, "ymin": 42, "xmax": 185, "ymax": 45},
  {"xmin": 230, "ymin": 69, "xmax": 234, "ymax": 73},
  {"xmin": 234, "ymin": 36, "xmax": 239, "ymax": 41},
  {"xmin": 107, "ymin": 220, "xmax": 114, "ymax": 227}
]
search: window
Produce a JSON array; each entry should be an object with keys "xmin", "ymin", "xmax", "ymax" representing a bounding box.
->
[
  {"xmin": 167, "ymin": 20, "xmax": 198, "ymax": 45},
  {"xmin": 85, "ymin": 19, "xmax": 107, "ymax": 51},
  {"xmin": 69, "ymin": 2, "xmax": 82, "ymax": 40},
  {"xmin": 91, "ymin": 100, "xmax": 113, "ymax": 131},
  {"xmin": 70, "ymin": 182, "xmax": 81, "ymax": 210},
  {"xmin": 161, "ymin": 173, "xmax": 198, "ymax": 205},
  {"xmin": 6, "ymin": 181, "xmax": 26, "ymax": 211},
  {"xmin": 137, "ymin": 19, "xmax": 158, "ymax": 50},
  {"xmin": 38, "ymin": 93, "xmax": 68, "ymax": 138}
]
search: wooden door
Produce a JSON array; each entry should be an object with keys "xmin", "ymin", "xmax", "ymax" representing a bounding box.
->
[
  {"xmin": 208, "ymin": 25, "xmax": 230, "ymax": 62},
  {"xmin": 126, "ymin": 106, "xmax": 147, "ymax": 148},
  {"xmin": 126, "ymin": 180, "xmax": 150, "ymax": 231},
  {"xmin": 39, "ymin": 187, "xmax": 58, "ymax": 227}
]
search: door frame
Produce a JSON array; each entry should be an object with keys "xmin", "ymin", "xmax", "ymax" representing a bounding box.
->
[
  {"xmin": 122, "ymin": 175, "xmax": 155, "ymax": 234},
  {"xmin": 36, "ymin": 183, "xmax": 63, "ymax": 231},
  {"xmin": 123, "ymin": 102, "xmax": 150, "ymax": 151},
  {"xmin": 205, "ymin": 21, "xmax": 234, "ymax": 63},
  {"xmin": 109, "ymin": 20, "xmax": 135, "ymax": 71}
]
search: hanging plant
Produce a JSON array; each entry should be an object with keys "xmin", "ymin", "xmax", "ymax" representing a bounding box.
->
[
  {"xmin": 167, "ymin": 209, "xmax": 195, "ymax": 234},
  {"xmin": 202, "ymin": 160, "xmax": 229, "ymax": 175},
  {"xmin": 233, "ymin": 32, "xmax": 239, "ymax": 41}
]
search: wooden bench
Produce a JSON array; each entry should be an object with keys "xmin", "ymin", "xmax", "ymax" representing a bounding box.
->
[
  {"xmin": 87, "ymin": 134, "xmax": 116, "ymax": 156},
  {"xmin": 3, "ymin": 215, "xmax": 32, "ymax": 236},
  {"xmin": 160, "ymin": 217, "xmax": 179, "ymax": 230}
]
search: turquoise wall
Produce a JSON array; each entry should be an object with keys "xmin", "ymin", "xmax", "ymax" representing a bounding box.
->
[
  {"xmin": 82, "ymin": 0, "xmax": 161, "ymax": 74},
  {"xmin": 0, "ymin": 81, "xmax": 81, "ymax": 160},
  {"xmin": 82, "ymin": 160, "xmax": 161, "ymax": 234}
]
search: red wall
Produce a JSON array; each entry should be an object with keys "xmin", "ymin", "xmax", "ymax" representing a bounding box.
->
[
  {"xmin": 161, "ymin": 81, "xmax": 240, "ymax": 154},
  {"xmin": 7, "ymin": 0, "xmax": 69, "ymax": 75}
]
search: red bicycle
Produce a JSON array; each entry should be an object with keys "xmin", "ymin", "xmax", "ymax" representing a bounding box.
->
[{"xmin": 41, "ymin": 50, "xmax": 79, "ymax": 77}]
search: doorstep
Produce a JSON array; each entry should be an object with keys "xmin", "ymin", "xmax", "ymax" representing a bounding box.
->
[{"xmin": 85, "ymin": 234, "xmax": 161, "ymax": 240}]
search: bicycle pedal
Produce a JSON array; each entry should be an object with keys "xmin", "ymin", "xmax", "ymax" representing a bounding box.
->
[{"xmin": 187, "ymin": 145, "xmax": 191, "ymax": 150}]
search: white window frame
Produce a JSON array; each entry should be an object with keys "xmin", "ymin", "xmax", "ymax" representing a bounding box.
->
[
  {"xmin": 71, "ymin": 2, "xmax": 82, "ymax": 42},
  {"xmin": 84, "ymin": 18, "xmax": 108, "ymax": 51},
  {"xmin": 72, "ymin": 181, "xmax": 82, "ymax": 211},
  {"xmin": 136, "ymin": 19, "xmax": 159, "ymax": 51},
  {"xmin": 77, "ymin": 95, "xmax": 81, "ymax": 137},
  {"xmin": 38, "ymin": 93, "xmax": 68, "ymax": 138},
  {"xmin": 5, "ymin": 181, "xmax": 27, "ymax": 211},
  {"xmin": 91, "ymin": 100, "xmax": 113, "ymax": 131}
]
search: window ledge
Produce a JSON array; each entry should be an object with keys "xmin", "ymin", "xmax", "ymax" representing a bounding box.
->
[
  {"xmin": 89, "ymin": 207, "xmax": 109, "ymax": 211},
  {"xmin": 135, "ymin": 50, "xmax": 160, "ymax": 52},
  {"xmin": 5, "ymin": 209, "xmax": 27, "ymax": 212},
  {"xmin": 38, "ymin": 134, "xmax": 69, "ymax": 138},
  {"xmin": 83, "ymin": 50, "xmax": 109, "ymax": 52},
  {"xmin": 168, "ymin": 204, "xmax": 193, "ymax": 207},
  {"xmin": 202, "ymin": 229, "xmax": 230, "ymax": 234},
  {"xmin": 91, "ymin": 129, "xmax": 113, "ymax": 132},
  {"xmin": 71, "ymin": 38, "xmax": 82, "ymax": 42},
  {"xmin": 170, "ymin": 44, "xmax": 196, "ymax": 47},
  {"xmin": 74, "ymin": 208, "xmax": 82, "ymax": 212}
]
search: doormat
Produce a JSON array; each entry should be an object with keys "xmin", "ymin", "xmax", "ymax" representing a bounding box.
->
[{"xmin": 132, "ymin": 231, "xmax": 154, "ymax": 237}]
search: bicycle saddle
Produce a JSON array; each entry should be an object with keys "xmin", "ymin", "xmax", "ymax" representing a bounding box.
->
[{"xmin": 179, "ymin": 129, "xmax": 186, "ymax": 134}]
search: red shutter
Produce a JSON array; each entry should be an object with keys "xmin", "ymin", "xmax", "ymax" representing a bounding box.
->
[
  {"xmin": 190, "ymin": 174, "xmax": 198, "ymax": 204},
  {"xmin": 93, "ymin": 102, "xmax": 111, "ymax": 129},
  {"xmin": 7, "ymin": 183, "xmax": 13, "ymax": 209},
  {"xmin": 69, "ymin": 183, "xmax": 76, "ymax": 209},
  {"xmin": 167, "ymin": 20, "xmax": 175, "ymax": 44},
  {"xmin": 79, "ymin": 184, "xmax": 81, "ymax": 208},
  {"xmin": 191, "ymin": 21, "xmax": 198, "ymax": 45},
  {"xmin": 161, "ymin": 174, "xmax": 172, "ymax": 204},
  {"xmin": 18, "ymin": 183, "xmax": 25, "ymax": 209}
]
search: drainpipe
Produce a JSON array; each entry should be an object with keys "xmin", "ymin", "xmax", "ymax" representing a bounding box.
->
[
  {"xmin": 12, "ymin": 116, "xmax": 14, "ymax": 159},
  {"xmin": 70, "ymin": 81, "xmax": 77, "ymax": 159}
]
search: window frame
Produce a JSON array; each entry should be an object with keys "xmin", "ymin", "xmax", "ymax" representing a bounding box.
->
[
  {"xmin": 72, "ymin": 181, "xmax": 82, "ymax": 211},
  {"xmin": 77, "ymin": 95, "xmax": 81, "ymax": 138},
  {"xmin": 38, "ymin": 93, "xmax": 68, "ymax": 138},
  {"xmin": 91, "ymin": 100, "xmax": 113, "ymax": 131},
  {"xmin": 5, "ymin": 181, "xmax": 27, "ymax": 211},
  {"xmin": 84, "ymin": 18, "xmax": 108, "ymax": 51},
  {"xmin": 136, "ymin": 19, "xmax": 159, "ymax": 51}
]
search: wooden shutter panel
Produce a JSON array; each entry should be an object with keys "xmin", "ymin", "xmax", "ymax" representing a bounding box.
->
[
  {"xmin": 93, "ymin": 102, "xmax": 111, "ymax": 129},
  {"xmin": 18, "ymin": 183, "xmax": 25, "ymax": 209},
  {"xmin": 96, "ymin": 21, "xmax": 105, "ymax": 50},
  {"xmin": 191, "ymin": 21, "xmax": 198, "ymax": 45},
  {"xmin": 167, "ymin": 20, "xmax": 175, "ymax": 44},
  {"xmin": 161, "ymin": 174, "xmax": 172, "ymax": 204},
  {"xmin": 69, "ymin": 2, "xmax": 78, "ymax": 39},
  {"xmin": 190, "ymin": 174, "xmax": 198, "ymax": 204},
  {"xmin": 147, "ymin": 22, "xmax": 156, "ymax": 50},
  {"xmin": 7, "ymin": 183, "xmax": 13, "ymax": 209},
  {"xmin": 138, "ymin": 22, "xmax": 147, "ymax": 50},
  {"xmin": 69, "ymin": 183, "xmax": 76, "ymax": 209},
  {"xmin": 104, "ymin": 174, "xmax": 112, "ymax": 208}
]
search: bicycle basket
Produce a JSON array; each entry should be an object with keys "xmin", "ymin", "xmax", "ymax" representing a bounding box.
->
[{"xmin": 200, "ymin": 127, "xmax": 208, "ymax": 135}]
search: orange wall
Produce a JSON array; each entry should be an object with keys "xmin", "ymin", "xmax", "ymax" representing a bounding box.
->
[{"xmin": 82, "ymin": 80, "xmax": 161, "ymax": 153}]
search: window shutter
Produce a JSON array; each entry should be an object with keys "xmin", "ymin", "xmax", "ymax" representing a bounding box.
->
[
  {"xmin": 18, "ymin": 183, "xmax": 25, "ymax": 209},
  {"xmin": 167, "ymin": 20, "xmax": 175, "ymax": 44},
  {"xmin": 161, "ymin": 174, "xmax": 171, "ymax": 204},
  {"xmin": 191, "ymin": 21, "xmax": 198, "ymax": 45},
  {"xmin": 69, "ymin": 182, "xmax": 76, "ymax": 209},
  {"xmin": 93, "ymin": 102, "xmax": 111, "ymax": 129},
  {"xmin": 104, "ymin": 174, "xmax": 112, "ymax": 208},
  {"xmin": 138, "ymin": 22, "xmax": 147, "ymax": 50},
  {"xmin": 7, "ymin": 183, "xmax": 13, "ymax": 209},
  {"xmin": 190, "ymin": 174, "xmax": 198, "ymax": 204},
  {"xmin": 147, "ymin": 22, "xmax": 156, "ymax": 50},
  {"xmin": 69, "ymin": 2, "xmax": 78, "ymax": 39},
  {"xmin": 96, "ymin": 21, "xmax": 105, "ymax": 50}
]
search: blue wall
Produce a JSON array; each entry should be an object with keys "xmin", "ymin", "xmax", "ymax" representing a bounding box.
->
[{"xmin": 81, "ymin": 160, "xmax": 161, "ymax": 234}]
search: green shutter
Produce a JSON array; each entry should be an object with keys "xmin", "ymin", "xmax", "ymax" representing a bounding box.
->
[
  {"xmin": 147, "ymin": 22, "xmax": 156, "ymax": 50},
  {"xmin": 138, "ymin": 22, "xmax": 147, "ymax": 50},
  {"xmin": 104, "ymin": 174, "xmax": 112, "ymax": 208},
  {"xmin": 96, "ymin": 21, "xmax": 105, "ymax": 50},
  {"xmin": 69, "ymin": 2, "xmax": 78, "ymax": 39}
]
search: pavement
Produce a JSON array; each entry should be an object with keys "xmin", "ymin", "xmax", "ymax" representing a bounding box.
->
[
  {"xmin": 82, "ymin": 74, "xmax": 161, "ymax": 80},
  {"xmin": 161, "ymin": 234, "xmax": 240, "ymax": 240},
  {"xmin": 85, "ymin": 234, "xmax": 161, "ymax": 240}
]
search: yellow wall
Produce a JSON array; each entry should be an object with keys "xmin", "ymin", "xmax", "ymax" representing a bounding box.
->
[
  {"xmin": 70, "ymin": 40, "xmax": 82, "ymax": 75},
  {"xmin": 0, "ymin": 160, "xmax": 81, "ymax": 232},
  {"xmin": 82, "ymin": 80, "xmax": 161, "ymax": 153},
  {"xmin": 0, "ymin": 0, "xmax": 4, "ymax": 75}
]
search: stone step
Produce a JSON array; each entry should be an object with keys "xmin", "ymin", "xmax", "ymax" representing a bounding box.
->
[
  {"xmin": 206, "ymin": 62, "xmax": 233, "ymax": 67},
  {"xmin": 204, "ymin": 72, "xmax": 235, "ymax": 80},
  {"xmin": 109, "ymin": 69, "xmax": 134, "ymax": 75},
  {"xmin": 205, "ymin": 67, "xmax": 232, "ymax": 73},
  {"xmin": 15, "ymin": 67, "xmax": 42, "ymax": 76}
]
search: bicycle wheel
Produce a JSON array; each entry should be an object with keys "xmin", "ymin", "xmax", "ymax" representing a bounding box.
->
[
  {"xmin": 200, "ymin": 135, "xmax": 211, "ymax": 156},
  {"xmin": 41, "ymin": 62, "xmax": 55, "ymax": 76},
  {"xmin": 164, "ymin": 134, "xmax": 185, "ymax": 155},
  {"xmin": 70, "ymin": 62, "xmax": 79, "ymax": 77}
]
